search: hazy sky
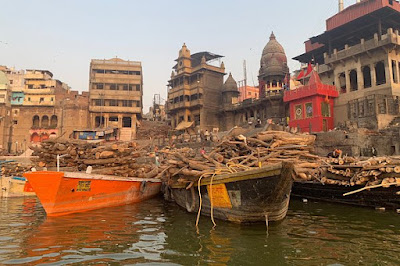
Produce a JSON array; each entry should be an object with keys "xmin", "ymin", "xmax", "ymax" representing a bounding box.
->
[{"xmin": 0, "ymin": 0, "xmax": 356, "ymax": 111}]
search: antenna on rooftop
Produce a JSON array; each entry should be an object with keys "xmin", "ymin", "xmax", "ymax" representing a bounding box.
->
[{"xmin": 243, "ymin": 60, "xmax": 247, "ymax": 98}]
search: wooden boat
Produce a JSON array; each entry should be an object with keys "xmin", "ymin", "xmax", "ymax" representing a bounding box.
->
[
  {"xmin": 292, "ymin": 181, "xmax": 400, "ymax": 210},
  {"xmin": 24, "ymin": 171, "xmax": 161, "ymax": 216},
  {"xmin": 0, "ymin": 176, "xmax": 35, "ymax": 198},
  {"xmin": 164, "ymin": 162, "xmax": 294, "ymax": 223}
]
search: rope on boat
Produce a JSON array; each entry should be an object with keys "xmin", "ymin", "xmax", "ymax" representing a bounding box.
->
[
  {"xmin": 343, "ymin": 182, "xmax": 399, "ymax": 196},
  {"xmin": 195, "ymin": 164, "xmax": 248, "ymax": 230}
]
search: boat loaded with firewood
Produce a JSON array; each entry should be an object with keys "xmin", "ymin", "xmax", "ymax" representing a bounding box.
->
[
  {"xmin": 26, "ymin": 139, "xmax": 163, "ymax": 216},
  {"xmin": 159, "ymin": 130, "xmax": 317, "ymax": 224},
  {"xmin": 291, "ymin": 156, "xmax": 400, "ymax": 210},
  {"xmin": 24, "ymin": 171, "xmax": 161, "ymax": 216}
]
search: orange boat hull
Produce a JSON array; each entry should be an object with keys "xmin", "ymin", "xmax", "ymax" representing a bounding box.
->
[{"xmin": 24, "ymin": 171, "xmax": 161, "ymax": 216}]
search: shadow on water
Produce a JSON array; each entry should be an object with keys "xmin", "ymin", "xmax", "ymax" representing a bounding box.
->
[{"xmin": 0, "ymin": 196, "xmax": 399, "ymax": 265}]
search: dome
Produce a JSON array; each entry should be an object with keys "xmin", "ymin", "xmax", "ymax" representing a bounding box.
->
[
  {"xmin": 259, "ymin": 32, "xmax": 289, "ymax": 77},
  {"xmin": 222, "ymin": 73, "xmax": 238, "ymax": 92}
]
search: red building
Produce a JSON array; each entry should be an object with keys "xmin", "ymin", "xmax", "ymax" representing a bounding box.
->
[{"xmin": 284, "ymin": 71, "xmax": 338, "ymax": 132}]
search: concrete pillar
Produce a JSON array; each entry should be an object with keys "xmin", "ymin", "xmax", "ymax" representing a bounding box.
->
[
  {"xmin": 371, "ymin": 64, "xmax": 377, "ymax": 86},
  {"xmin": 104, "ymin": 114, "xmax": 109, "ymax": 127},
  {"xmin": 131, "ymin": 114, "xmax": 137, "ymax": 140},
  {"xmin": 345, "ymin": 70, "xmax": 351, "ymax": 93},
  {"xmin": 385, "ymin": 59, "xmax": 391, "ymax": 85},
  {"xmin": 357, "ymin": 64, "xmax": 363, "ymax": 90},
  {"xmin": 118, "ymin": 115, "xmax": 123, "ymax": 128}
]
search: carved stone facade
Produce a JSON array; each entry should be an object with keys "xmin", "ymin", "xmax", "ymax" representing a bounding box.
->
[{"xmin": 294, "ymin": 0, "xmax": 400, "ymax": 130}]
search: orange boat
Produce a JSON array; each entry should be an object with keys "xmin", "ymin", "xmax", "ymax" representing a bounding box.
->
[{"xmin": 24, "ymin": 171, "xmax": 161, "ymax": 216}]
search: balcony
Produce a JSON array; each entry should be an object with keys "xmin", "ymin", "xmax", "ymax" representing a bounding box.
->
[
  {"xmin": 91, "ymin": 73, "xmax": 142, "ymax": 81},
  {"xmin": 167, "ymin": 101, "xmax": 191, "ymax": 111},
  {"xmin": 89, "ymin": 106, "xmax": 141, "ymax": 113},
  {"xmin": 324, "ymin": 29, "xmax": 400, "ymax": 65},
  {"xmin": 90, "ymin": 90, "xmax": 141, "ymax": 99},
  {"xmin": 23, "ymin": 87, "xmax": 55, "ymax": 95},
  {"xmin": 284, "ymin": 84, "xmax": 339, "ymax": 102}
]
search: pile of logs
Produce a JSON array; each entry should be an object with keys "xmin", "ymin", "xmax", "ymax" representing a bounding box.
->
[
  {"xmin": 158, "ymin": 130, "xmax": 319, "ymax": 183},
  {"xmin": 313, "ymin": 156, "xmax": 400, "ymax": 187},
  {"xmin": 1, "ymin": 162, "xmax": 32, "ymax": 177},
  {"xmin": 30, "ymin": 139, "xmax": 158, "ymax": 178}
]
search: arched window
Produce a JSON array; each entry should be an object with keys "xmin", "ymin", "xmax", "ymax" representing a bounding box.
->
[
  {"xmin": 363, "ymin": 66, "xmax": 372, "ymax": 88},
  {"xmin": 272, "ymin": 80, "xmax": 277, "ymax": 87},
  {"xmin": 50, "ymin": 115, "xmax": 58, "ymax": 127},
  {"xmin": 349, "ymin": 69, "xmax": 358, "ymax": 91},
  {"xmin": 375, "ymin": 61, "xmax": 386, "ymax": 85},
  {"xmin": 32, "ymin": 115, "xmax": 40, "ymax": 127},
  {"xmin": 41, "ymin": 115, "xmax": 49, "ymax": 128},
  {"xmin": 31, "ymin": 133, "xmax": 40, "ymax": 142}
]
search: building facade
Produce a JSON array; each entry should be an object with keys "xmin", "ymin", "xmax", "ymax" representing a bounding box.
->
[
  {"xmin": 0, "ymin": 67, "xmax": 89, "ymax": 153},
  {"xmin": 284, "ymin": 71, "xmax": 338, "ymax": 133},
  {"xmin": 238, "ymin": 85, "xmax": 259, "ymax": 102},
  {"xmin": 167, "ymin": 44, "xmax": 226, "ymax": 131},
  {"xmin": 89, "ymin": 58, "xmax": 143, "ymax": 140},
  {"xmin": 294, "ymin": 0, "xmax": 400, "ymax": 130}
]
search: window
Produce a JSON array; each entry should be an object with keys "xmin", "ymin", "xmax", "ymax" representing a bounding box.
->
[
  {"xmin": 51, "ymin": 97, "xmax": 54, "ymax": 101},
  {"xmin": 28, "ymin": 97, "xmax": 31, "ymax": 101},
  {"xmin": 28, "ymin": 84, "xmax": 33, "ymax": 89},
  {"xmin": 13, "ymin": 120, "xmax": 17, "ymax": 125},
  {"xmin": 123, "ymin": 84, "xmax": 129, "ymax": 91},
  {"xmin": 128, "ymin": 85, "xmax": 134, "ymax": 91},
  {"xmin": 110, "ymin": 84, "xmax": 117, "ymax": 90},
  {"xmin": 339, "ymin": 72, "xmax": 346, "ymax": 93},
  {"xmin": 39, "ymin": 97, "xmax": 44, "ymax": 103},
  {"xmin": 362, "ymin": 66, "xmax": 372, "ymax": 88},
  {"xmin": 349, "ymin": 69, "xmax": 358, "ymax": 91},
  {"xmin": 321, "ymin": 102, "xmax": 330, "ymax": 117},
  {"xmin": 295, "ymin": 104, "xmax": 303, "ymax": 120},
  {"xmin": 122, "ymin": 100, "xmax": 133, "ymax": 107},
  {"xmin": 375, "ymin": 61, "xmax": 386, "ymax": 85},
  {"xmin": 135, "ymin": 85, "xmax": 141, "ymax": 91},
  {"xmin": 109, "ymin": 100, "xmax": 118, "ymax": 106},
  {"xmin": 194, "ymin": 115, "xmax": 200, "ymax": 126},
  {"xmin": 10, "ymin": 80, "xmax": 13, "ymax": 84},
  {"xmin": 94, "ymin": 99, "xmax": 102, "ymax": 106},
  {"xmin": 109, "ymin": 116, "xmax": 118, "ymax": 122},
  {"xmin": 96, "ymin": 84, "xmax": 104, "ymax": 90},
  {"xmin": 305, "ymin": 103, "xmax": 313, "ymax": 118},
  {"xmin": 248, "ymin": 92, "xmax": 251, "ymax": 96},
  {"xmin": 122, "ymin": 117, "xmax": 132, "ymax": 127}
]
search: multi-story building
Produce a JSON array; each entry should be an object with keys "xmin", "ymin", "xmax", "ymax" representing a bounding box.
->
[
  {"xmin": 294, "ymin": 0, "xmax": 400, "ymax": 130},
  {"xmin": 0, "ymin": 67, "xmax": 89, "ymax": 153},
  {"xmin": 167, "ymin": 44, "xmax": 226, "ymax": 130},
  {"xmin": 0, "ymin": 71, "xmax": 12, "ymax": 151},
  {"xmin": 89, "ymin": 58, "xmax": 143, "ymax": 140},
  {"xmin": 238, "ymin": 85, "xmax": 259, "ymax": 102}
]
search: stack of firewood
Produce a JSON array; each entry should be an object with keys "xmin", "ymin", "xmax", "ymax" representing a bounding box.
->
[
  {"xmin": 1, "ymin": 162, "xmax": 32, "ymax": 177},
  {"xmin": 30, "ymin": 139, "xmax": 158, "ymax": 178},
  {"xmin": 158, "ymin": 130, "xmax": 320, "ymax": 183},
  {"xmin": 316, "ymin": 156, "xmax": 400, "ymax": 187}
]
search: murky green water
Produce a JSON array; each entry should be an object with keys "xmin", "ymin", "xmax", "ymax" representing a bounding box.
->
[{"xmin": 0, "ymin": 196, "xmax": 399, "ymax": 265}]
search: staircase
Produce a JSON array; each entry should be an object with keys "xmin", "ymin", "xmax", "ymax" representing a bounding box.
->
[{"xmin": 120, "ymin": 128, "xmax": 132, "ymax": 141}]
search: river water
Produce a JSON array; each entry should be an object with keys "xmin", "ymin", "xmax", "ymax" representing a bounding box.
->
[{"xmin": 0, "ymin": 196, "xmax": 399, "ymax": 265}]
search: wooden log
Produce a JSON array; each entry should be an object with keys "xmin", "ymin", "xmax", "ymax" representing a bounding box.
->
[{"xmin": 394, "ymin": 166, "xmax": 400, "ymax": 174}]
